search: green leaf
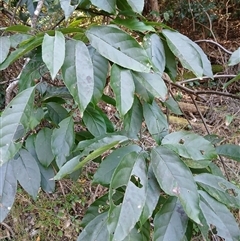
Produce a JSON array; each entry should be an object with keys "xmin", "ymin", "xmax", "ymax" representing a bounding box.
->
[
  {"xmin": 0, "ymin": 87, "xmax": 35, "ymax": 164},
  {"xmin": 140, "ymin": 165, "xmax": 161, "ymax": 226},
  {"xmin": 162, "ymin": 131, "xmax": 217, "ymax": 162},
  {"xmin": 12, "ymin": 149, "xmax": 41, "ymax": 199},
  {"xmin": 194, "ymin": 173, "xmax": 240, "ymax": 209},
  {"xmin": 0, "ymin": 160, "xmax": 17, "ymax": 222},
  {"xmin": 134, "ymin": 77, "xmax": 154, "ymax": 103},
  {"xmin": 0, "ymin": 36, "xmax": 10, "ymax": 64},
  {"xmin": 78, "ymin": 212, "xmax": 109, "ymax": 241},
  {"xmin": 162, "ymin": 30, "xmax": 204, "ymax": 78},
  {"xmin": 10, "ymin": 34, "xmax": 31, "ymax": 48},
  {"xmin": 143, "ymin": 101, "xmax": 168, "ymax": 144},
  {"xmin": 113, "ymin": 17, "xmax": 155, "ymax": 32},
  {"xmin": 143, "ymin": 34, "xmax": 166, "ymax": 74},
  {"xmin": 83, "ymin": 105, "xmax": 107, "ymax": 137},
  {"xmin": 151, "ymin": 146, "xmax": 200, "ymax": 224},
  {"xmin": 93, "ymin": 145, "xmax": 141, "ymax": 186},
  {"xmin": 108, "ymin": 152, "xmax": 148, "ymax": 241},
  {"xmin": 88, "ymin": 45, "xmax": 108, "ymax": 104},
  {"xmin": 127, "ymin": 0, "xmax": 144, "ymax": 13},
  {"xmin": 132, "ymin": 72, "xmax": 168, "ymax": 101},
  {"xmin": 91, "ymin": 0, "xmax": 116, "ymax": 13},
  {"xmin": 110, "ymin": 64, "xmax": 135, "ymax": 116},
  {"xmin": 51, "ymin": 117, "xmax": 75, "ymax": 168},
  {"xmin": 199, "ymin": 190, "xmax": 240, "ymax": 241},
  {"xmin": 123, "ymin": 96, "xmax": 143, "ymax": 139},
  {"xmin": 60, "ymin": 0, "xmax": 77, "ymax": 19},
  {"xmin": 35, "ymin": 128, "xmax": 54, "ymax": 167},
  {"xmin": 164, "ymin": 97, "xmax": 182, "ymax": 115},
  {"xmin": 55, "ymin": 134, "xmax": 128, "ymax": 179},
  {"xmin": 42, "ymin": 31, "xmax": 65, "ymax": 80},
  {"xmin": 62, "ymin": 40, "xmax": 94, "ymax": 115},
  {"xmin": 154, "ymin": 197, "xmax": 188, "ymax": 241},
  {"xmin": 46, "ymin": 102, "xmax": 69, "ymax": 125},
  {"xmin": 216, "ymin": 144, "xmax": 240, "ymax": 162},
  {"xmin": 228, "ymin": 47, "xmax": 240, "ymax": 66},
  {"xmin": 6, "ymin": 25, "xmax": 32, "ymax": 33},
  {"xmin": 86, "ymin": 25, "xmax": 151, "ymax": 72}
]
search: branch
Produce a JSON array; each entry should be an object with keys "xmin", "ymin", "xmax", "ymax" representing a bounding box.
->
[{"xmin": 31, "ymin": 0, "xmax": 45, "ymax": 28}]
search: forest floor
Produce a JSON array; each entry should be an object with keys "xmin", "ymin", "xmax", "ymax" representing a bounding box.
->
[{"xmin": 1, "ymin": 17, "xmax": 240, "ymax": 241}]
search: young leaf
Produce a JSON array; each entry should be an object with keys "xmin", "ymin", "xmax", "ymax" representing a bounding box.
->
[
  {"xmin": 35, "ymin": 128, "xmax": 54, "ymax": 167},
  {"xmin": 216, "ymin": 144, "xmax": 240, "ymax": 162},
  {"xmin": 194, "ymin": 173, "xmax": 240, "ymax": 208},
  {"xmin": 132, "ymin": 72, "xmax": 168, "ymax": 101},
  {"xmin": 199, "ymin": 190, "xmax": 240, "ymax": 241},
  {"xmin": 0, "ymin": 86, "xmax": 35, "ymax": 164},
  {"xmin": 108, "ymin": 152, "xmax": 148, "ymax": 241},
  {"xmin": 86, "ymin": 25, "xmax": 151, "ymax": 72},
  {"xmin": 143, "ymin": 101, "xmax": 168, "ymax": 144},
  {"xmin": 127, "ymin": 0, "xmax": 144, "ymax": 13},
  {"xmin": 153, "ymin": 197, "xmax": 188, "ymax": 241},
  {"xmin": 228, "ymin": 47, "xmax": 240, "ymax": 66},
  {"xmin": 77, "ymin": 212, "xmax": 109, "ymax": 241},
  {"xmin": 12, "ymin": 149, "xmax": 41, "ymax": 199},
  {"xmin": 162, "ymin": 30, "xmax": 204, "ymax": 78},
  {"xmin": 93, "ymin": 145, "xmax": 141, "ymax": 186},
  {"xmin": 140, "ymin": 165, "xmax": 161, "ymax": 226},
  {"xmin": 0, "ymin": 160, "xmax": 17, "ymax": 222},
  {"xmin": 151, "ymin": 146, "xmax": 201, "ymax": 224},
  {"xmin": 0, "ymin": 36, "xmax": 10, "ymax": 64},
  {"xmin": 51, "ymin": 117, "xmax": 75, "ymax": 168},
  {"xmin": 83, "ymin": 105, "xmax": 107, "ymax": 137},
  {"xmin": 62, "ymin": 40, "xmax": 94, "ymax": 115},
  {"xmin": 143, "ymin": 34, "xmax": 166, "ymax": 74},
  {"xmin": 42, "ymin": 31, "xmax": 65, "ymax": 80},
  {"xmin": 88, "ymin": 45, "xmax": 108, "ymax": 104},
  {"xmin": 110, "ymin": 64, "xmax": 135, "ymax": 116},
  {"xmin": 123, "ymin": 96, "xmax": 143, "ymax": 139},
  {"xmin": 162, "ymin": 131, "xmax": 217, "ymax": 162},
  {"xmin": 91, "ymin": 0, "xmax": 116, "ymax": 13}
]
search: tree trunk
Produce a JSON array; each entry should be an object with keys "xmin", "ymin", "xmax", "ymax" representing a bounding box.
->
[{"xmin": 143, "ymin": 0, "xmax": 161, "ymax": 21}]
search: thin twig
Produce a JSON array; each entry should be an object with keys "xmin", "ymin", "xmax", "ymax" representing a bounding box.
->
[
  {"xmin": 195, "ymin": 39, "xmax": 233, "ymax": 55},
  {"xmin": 31, "ymin": 0, "xmax": 45, "ymax": 28}
]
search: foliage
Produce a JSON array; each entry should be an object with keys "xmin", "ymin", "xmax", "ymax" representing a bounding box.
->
[{"xmin": 0, "ymin": 1, "xmax": 240, "ymax": 241}]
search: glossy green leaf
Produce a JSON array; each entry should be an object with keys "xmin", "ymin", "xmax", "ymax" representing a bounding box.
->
[
  {"xmin": 143, "ymin": 101, "xmax": 168, "ymax": 144},
  {"xmin": 228, "ymin": 47, "xmax": 240, "ymax": 66},
  {"xmin": 93, "ymin": 145, "xmax": 141, "ymax": 186},
  {"xmin": 35, "ymin": 128, "xmax": 54, "ymax": 167},
  {"xmin": 140, "ymin": 165, "xmax": 161, "ymax": 226},
  {"xmin": 132, "ymin": 72, "xmax": 168, "ymax": 101},
  {"xmin": 0, "ymin": 87, "xmax": 35, "ymax": 164},
  {"xmin": 164, "ymin": 97, "xmax": 182, "ymax": 115},
  {"xmin": 194, "ymin": 173, "xmax": 240, "ymax": 208},
  {"xmin": 88, "ymin": 45, "xmax": 108, "ymax": 104},
  {"xmin": 151, "ymin": 146, "xmax": 200, "ymax": 224},
  {"xmin": 12, "ymin": 149, "xmax": 41, "ymax": 199},
  {"xmin": 86, "ymin": 25, "xmax": 151, "ymax": 72},
  {"xmin": 127, "ymin": 0, "xmax": 144, "ymax": 13},
  {"xmin": 46, "ymin": 102, "xmax": 69, "ymax": 125},
  {"xmin": 143, "ymin": 34, "xmax": 166, "ymax": 74},
  {"xmin": 154, "ymin": 197, "xmax": 188, "ymax": 241},
  {"xmin": 42, "ymin": 31, "xmax": 65, "ymax": 80},
  {"xmin": 83, "ymin": 105, "xmax": 107, "ymax": 137},
  {"xmin": 0, "ymin": 160, "xmax": 17, "ymax": 222},
  {"xmin": 110, "ymin": 64, "xmax": 135, "ymax": 116},
  {"xmin": 123, "ymin": 96, "xmax": 143, "ymax": 138},
  {"xmin": 134, "ymin": 77, "xmax": 154, "ymax": 103},
  {"xmin": 162, "ymin": 131, "xmax": 217, "ymax": 162},
  {"xmin": 77, "ymin": 212, "xmax": 109, "ymax": 241},
  {"xmin": 91, "ymin": 0, "xmax": 116, "ymax": 13},
  {"xmin": 0, "ymin": 36, "xmax": 10, "ymax": 64},
  {"xmin": 108, "ymin": 152, "xmax": 148, "ymax": 241},
  {"xmin": 113, "ymin": 17, "xmax": 155, "ymax": 32},
  {"xmin": 216, "ymin": 144, "xmax": 240, "ymax": 162},
  {"xmin": 62, "ymin": 40, "xmax": 94, "ymax": 115},
  {"xmin": 51, "ymin": 117, "xmax": 75, "ymax": 168},
  {"xmin": 199, "ymin": 190, "xmax": 240, "ymax": 241},
  {"xmin": 55, "ymin": 134, "xmax": 128, "ymax": 179},
  {"xmin": 163, "ymin": 30, "xmax": 204, "ymax": 78}
]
